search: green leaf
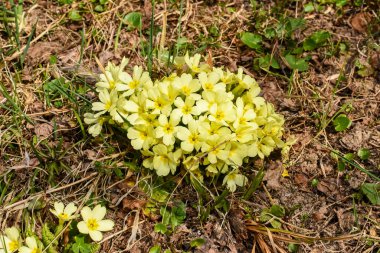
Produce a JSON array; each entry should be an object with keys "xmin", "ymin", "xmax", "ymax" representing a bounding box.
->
[
  {"xmin": 337, "ymin": 160, "xmax": 346, "ymax": 171},
  {"xmin": 255, "ymin": 54, "xmax": 280, "ymax": 70},
  {"xmin": 333, "ymin": 114, "xmax": 352, "ymax": 132},
  {"xmin": 304, "ymin": 2, "xmax": 316, "ymax": 12},
  {"xmin": 72, "ymin": 237, "xmax": 92, "ymax": 253},
  {"xmin": 284, "ymin": 54, "xmax": 309, "ymax": 71},
  {"xmin": 154, "ymin": 223, "xmax": 167, "ymax": 234},
  {"xmin": 283, "ymin": 17, "xmax": 306, "ymax": 37},
  {"xmin": 357, "ymin": 148, "xmax": 370, "ymax": 160},
  {"xmin": 190, "ymin": 238, "xmax": 206, "ymax": 248},
  {"xmin": 361, "ymin": 183, "xmax": 380, "ymax": 205},
  {"xmin": 123, "ymin": 12, "xmax": 142, "ymax": 30},
  {"xmin": 68, "ymin": 10, "xmax": 82, "ymax": 21},
  {"xmin": 171, "ymin": 201, "xmax": 186, "ymax": 229},
  {"xmin": 288, "ymin": 243, "xmax": 299, "ymax": 253},
  {"xmin": 270, "ymin": 204, "xmax": 285, "ymax": 218},
  {"xmin": 241, "ymin": 32, "xmax": 262, "ymax": 51},
  {"xmin": 149, "ymin": 245, "xmax": 161, "ymax": 253},
  {"xmin": 160, "ymin": 207, "xmax": 171, "ymax": 225},
  {"xmin": 343, "ymin": 153, "xmax": 355, "ymax": 161},
  {"xmin": 303, "ymin": 31, "xmax": 330, "ymax": 51},
  {"xmin": 94, "ymin": 5, "xmax": 104, "ymax": 12}
]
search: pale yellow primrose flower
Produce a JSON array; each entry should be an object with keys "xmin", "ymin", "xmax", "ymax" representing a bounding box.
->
[
  {"xmin": 223, "ymin": 170, "xmax": 248, "ymax": 192},
  {"xmin": 198, "ymin": 71, "xmax": 225, "ymax": 92},
  {"xmin": 19, "ymin": 237, "xmax": 41, "ymax": 253},
  {"xmin": 176, "ymin": 120, "xmax": 202, "ymax": 153},
  {"xmin": 77, "ymin": 205, "xmax": 114, "ymax": 242},
  {"xmin": 172, "ymin": 73, "xmax": 201, "ymax": 100},
  {"xmin": 151, "ymin": 144, "xmax": 182, "ymax": 176},
  {"xmin": 92, "ymin": 89, "xmax": 118, "ymax": 116},
  {"xmin": 0, "ymin": 227, "xmax": 21, "ymax": 253},
  {"xmin": 146, "ymin": 87, "xmax": 172, "ymax": 116},
  {"xmin": 155, "ymin": 114, "xmax": 181, "ymax": 146},
  {"xmin": 118, "ymin": 66, "xmax": 153, "ymax": 96},
  {"xmin": 96, "ymin": 58, "xmax": 130, "ymax": 91},
  {"xmin": 208, "ymin": 101, "xmax": 236, "ymax": 126},
  {"xmin": 171, "ymin": 97, "xmax": 201, "ymax": 125},
  {"xmin": 127, "ymin": 125, "xmax": 155, "ymax": 150},
  {"xmin": 50, "ymin": 202, "xmax": 77, "ymax": 223},
  {"xmin": 233, "ymin": 97, "xmax": 257, "ymax": 129},
  {"xmin": 184, "ymin": 52, "xmax": 202, "ymax": 73},
  {"xmin": 84, "ymin": 113, "xmax": 105, "ymax": 137}
]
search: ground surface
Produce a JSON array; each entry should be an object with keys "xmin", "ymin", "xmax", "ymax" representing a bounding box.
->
[{"xmin": 0, "ymin": 0, "xmax": 379, "ymax": 252}]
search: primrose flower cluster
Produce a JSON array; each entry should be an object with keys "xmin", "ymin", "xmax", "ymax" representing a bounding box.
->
[
  {"xmin": 0, "ymin": 203, "xmax": 114, "ymax": 253},
  {"xmin": 85, "ymin": 53, "xmax": 286, "ymax": 192},
  {"xmin": 50, "ymin": 202, "xmax": 114, "ymax": 242}
]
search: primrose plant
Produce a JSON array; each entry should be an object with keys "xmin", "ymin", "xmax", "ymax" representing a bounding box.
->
[
  {"xmin": 85, "ymin": 53, "xmax": 289, "ymax": 192},
  {"xmin": 0, "ymin": 202, "xmax": 114, "ymax": 253}
]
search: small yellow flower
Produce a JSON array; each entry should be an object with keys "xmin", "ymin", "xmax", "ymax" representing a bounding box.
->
[
  {"xmin": 151, "ymin": 144, "xmax": 182, "ymax": 176},
  {"xmin": 50, "ymin": 202, "xmax": 78, "ymax": 223},
  {"xmin": 0, "ymin": 227, "xmax": 21, "ymax": 253},
  {"xmin": 84, "ymin": 113, "xmax": 106, "ymax": 137},
  {"xmin": 184, "ymin": 52, "xmax": 202, "ymax": 73},
  {"xmin": 77, "ymin": 205, "xmax": 114, "ymax": 242},
  {"xmin": 19, "ymin": 237, "xmax": 41, "ymax": 253},
  {"xmin": 223, "ymin": 170, "xmax": 248, "ymax": 192},
  {"xmin": 198, "ymin": 71, "xmax": 225, "ymax": 92}
]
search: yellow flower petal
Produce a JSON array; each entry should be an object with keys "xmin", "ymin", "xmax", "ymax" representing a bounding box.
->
[
  {"xmin": 77, "ymin": 221, "xmax": 89, "ymax": 234},
  {"xmin": 89, "ymin": 231, "xmax": 103, "ymax": 242},
  {"xmin": 98, "ymin": 220, "xmax": 114, "ymax": 232},
  {"xmin": 92, "ymin": 205, "xmax": 106, "ymax": 220}
]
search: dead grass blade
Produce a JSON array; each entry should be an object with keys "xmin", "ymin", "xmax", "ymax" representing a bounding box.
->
[{"xmin": 246, "ymin": 220, "xmax": 363, "ymax": 244}]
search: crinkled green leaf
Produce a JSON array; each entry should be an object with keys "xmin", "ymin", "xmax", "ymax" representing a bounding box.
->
[
  {"xmin": 123, "ymin": 12, "xmax": 142, "ymax": 30},
  {"xmin": 333, "ymin": 114, "xmax": 352, "ymax": 132},
  {"xmin": 285, "ymin": 54, "xmax": 309, "ymax": 71},
  {"xmin": 241, "ymin": 32, "xmax": 262, "ymax": 51},
  {"xmin": 357, "ymin": 148, "xmax": 370, "ymax": 160},
  {"xmin": 361, "ymin": 183, "xmax": 380, "ymax": 205},
  {"xmin": 190, "ymin": 238, "xmax": 206, "ymax": 248}
]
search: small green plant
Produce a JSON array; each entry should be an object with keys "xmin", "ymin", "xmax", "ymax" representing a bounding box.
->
[
  {"xmin": 357, "ymin": 148, "xmax": 370, "ymax": 160},
  {"xmin": 154, "ymin": 201, "xmax": 186, "ymax": 234},
  {"xmin": 360, "ymin": 183, "xmax": 380, "ymax": 205},
  {"xmin": 332, "ymin": 114, "xmax": 352, "ymax": 132},
  {"xmin": 259, "ymin": 204, "xmax": 285, "ymax": 228}
]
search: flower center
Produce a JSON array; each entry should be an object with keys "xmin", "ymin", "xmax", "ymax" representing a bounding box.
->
[
  {"xmin": 105, "ymin": 101, "xmax": 112, "ymax": 110},
  {"xmin": 59, "ymin": 213, "xmax": 69, "ymax": 220},
  {"xmin": 87, "ymin": 218, "xmax": 99, "ymax": 231},
  {"xmin": 182, "ymin": 86, "xmax": 190, "ymax": 95},
  {"xmin": 9, "ymin": 241, "xmax": 19, "ymax": 251},
  {"xmin": 205, "ymin": 83, "xmax": 213, "ymax": 90},
  {"xmin": 215, "ymin": 111, "xmax": 224, "ymax": 120},
  {"xmin": 129, "ymin": 80, "xmax": 139, "ymax": 89},
  {"xmin": 164, "ymin": 124, "xmax": 173, "ymax": 133},
  {"xmin": 109, "ymin": 80, "xmax": 115, "ymax": 89},
  {"xmin": 182, "ymin": 105, "xmax": 191, "ymax": 114}
]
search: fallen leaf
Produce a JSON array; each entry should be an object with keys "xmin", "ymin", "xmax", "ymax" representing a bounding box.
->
[
  {"xmin": 335, "ymin": 208, "xmax": 354, "ymax": 231},
  {"xmin": 34, "ymin": 123, "xmax": 53, "ymax": 138},
  {"xmin": 351, "ymin": 12, "xmax": 372, "ymax": 33},
  {"xmin": 27, "ymin": 42, "xmax": 61, "ymax": 64},
  {"xmin": 316, "ymin": 179, "xmax": 337, "ymax": 195},
  {"xmin": 294, "ymin": 173, "xmax": 308, "ymax": 188},
  {"xmin": 313, "ymin": 205, "xmax": 328, "ymax": 221},
  {"xmin": 122, "ymin": 198, "xmax": 147, "ymax": 210}
]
